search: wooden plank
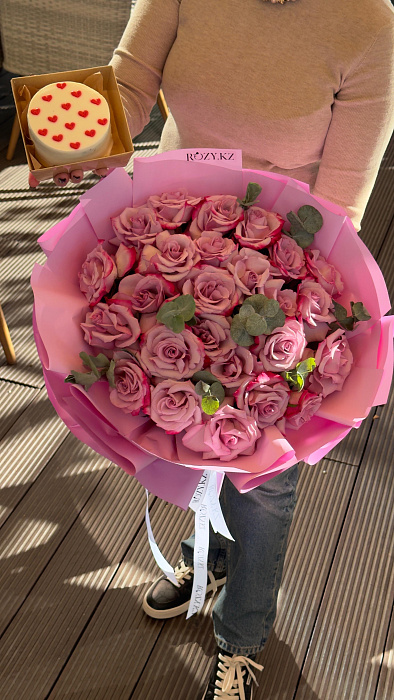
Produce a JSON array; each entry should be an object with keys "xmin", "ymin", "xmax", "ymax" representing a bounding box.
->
[
  {"xmin": 375, "ymin": 606, "xmax": 394, "ymax": 700},
  {"xmin": 47, "ymin": 499, "xmax": 196, "ymax": 700},
  {"xmin": 294, "ymin": 391, "xmax": 394, "ymax": 700},
  {"xmin": 0, "ymin": 387, "xmax": 69, "ymax": 526},
  {"xmin": 0, "ymin": 470, "xmax": 153, "ymax": 700},
  {"xmin": 0, "ymin": 433, "xmax": 109, "ymax": 635},
  {"xmin": 0, "ymin": 379, "xmax": 38, "ymax": 441}
]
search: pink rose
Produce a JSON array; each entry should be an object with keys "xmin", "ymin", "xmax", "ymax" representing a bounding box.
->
[
  {"xmin": 109, "ymin": 352, "xmax": 150, "ymax": 415},
  {"xmin": 252, "ymin": 318, "xmax": 306, "ymax": 373},
  {"xmin": 138, "ymin": 232, "xmax": 200, "ymax": 282},
  {"xmin": 278, "ymin": 390, "xmax": 323, "ymax": 431},
  {"xmin": 277, "ymin": 288, "xmax": 298, "ymax": 317},
  {"xmin": 234, "ymin": 206, "xmax": 284, "ymax": 249},
  {"xmin": 235, "ymin": 372, "xmax": 290, "ymax": 429},
  {"xmin": 227, "ymin": 247, "xmax": 271, "ymax": 296},
  {"xmin": 189, "ymin": 195, "xmax": 244, "ymax": 239},
  {"xmin": 115, "ymin": 243, "xmax": 137, "ymax": 278},
  {"xmin": 297, "ymin": 278, "xmax": 335, "ymax": 327},
  {"xmin": 111, "ymin": 206, "xmax": 163, "ymax": 248},
  {"xmin": 147, "ymin": 191, "xmax": 202, "ymax": 229},
  {"xmin": 182, "ymin": 265, "xmax": 241, "ymax": 316},
  {"xmin": 139, "ymin": 324, "xmax": 204, "ymax": 379},
  {"xmin": 269, "ymin": 235, "xmax": 307, "ymax": 280},
  {"xmin": 210, "ymin": 346, "xmax": 255, "ymax": 389},
  {"xmin": 190, "ymin": 313, "xmax": 236, "ymax": 361},
  {"xmin": 79, "ymin": 244, "xmax": 117, "ymax": 307},
  {"xmin": 117, "ymin": 273, "xmax": 176, "ymax": 314},
  {"xmin": 149, "ymin": 379, "xmax": 202, "ymax": 433},
  {"xmin": 81, "ymin": 300, "xmax": 140, "ymax": 350},
  {"xmin": 308, "ymin": 329, "xmax": 353, "ymax": 397},
  {"xmin": 182, "ymin": 404, "xmax": 261, "ymax": 461},
  {"xmin": 305, "ymin": 249, "xmax": 344, "ymax": 297},
  {"xmin": 194, "ymin": 231, "xmax": 237, "ymax": 266}
]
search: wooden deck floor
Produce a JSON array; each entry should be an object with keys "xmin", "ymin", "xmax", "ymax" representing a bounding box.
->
[{"xmin": 0, "ymin": 83, "xmax": 393, "ymax": 699}]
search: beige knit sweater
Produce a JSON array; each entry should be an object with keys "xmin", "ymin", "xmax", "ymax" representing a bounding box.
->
[{"xmin": 110, "ymin": 0, "xmax": 394, "ymax": 231}]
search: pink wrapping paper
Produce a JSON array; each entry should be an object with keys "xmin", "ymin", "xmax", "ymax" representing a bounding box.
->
[{"xmin": 31, "ymin": 150, "xmax": 393, "ymax": 508}]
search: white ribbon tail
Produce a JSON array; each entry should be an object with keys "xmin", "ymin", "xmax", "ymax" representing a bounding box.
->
[{"xmin": 145, "ymin": 490, "xmax": 178, "ymax": 587}]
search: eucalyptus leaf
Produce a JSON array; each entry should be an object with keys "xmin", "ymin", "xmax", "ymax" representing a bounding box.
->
[
  {"xmin": 333, "ymin": 300, "xmax": 348, "ymax": 321},
  {"xmin": 230, "ymin": 315, "xmax": 254, "ymax": 346},
  {"xmin": 157, "ymin": 294, "xmax": 195, "ymax": 330},
  {"xmin": 245, "ymin": 314, "xmax": 267, "ymax": 336},
  {"xmin": 195, "ymin": 380, "xmax": 211, "ymax": 395},
  {"xmin": 296, "ymin": 357, "xmax": 316, "ymax": 377},
  {"xmin": 66, "ymin": 369, "xmax": 100, "ymax": 391},
  {"xmin": 286, "ymin": 211, "xmax": 315, "ymax": 248},
  {"xmin": 243, "ymin": 294, "xmax": 268, "ymax": 314},
  {"xmin": 201, "ymin": 395, "xmax": 220, "ymax": 415},
  {"xmin": 351, "ymin": 301, "xmax": 371, "ymax": 322},
  {"xmin": 106, "ymin": 359, "xmax": 116, "ymax": 389},
  {"xmin": 210, "ymin": 381, "xmax": 225, "ymax": 404},
  {"xmin": 79, "ymin": 352, "xmax": 101, "ymax": 378},
  {"xmin": 237, "ymin": 182, "xmax": 262, "ymax": 209},
  {"xmin": 283, "ymin": 370, "xmax": 304, "ymax": 391},
  {"xmin": 297, "ymin": 205, "xmax": 323, "ymax": 234},
  {"xmin": 264, "ymin": 308, "xmax": 286, "ymax": 334},
  {"xmin": 192, "ymin": 370, "xmax": 219, "ymax": 385},
  {"xmin": 239, "ymin": 303, "xmax": 256, "ymax": 319},
  {"xmin": 169, "ymin": 315, "xmax": 185, "ymax": 333}
]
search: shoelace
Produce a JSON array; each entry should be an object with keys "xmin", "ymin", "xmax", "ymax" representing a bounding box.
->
[
  {"xmin": 213, "ymin": 653, "xmax": 264, "ymax": 700},
  {"xmin": 173, "ymin": 561, "xmax": 221, "ymax": 610}
]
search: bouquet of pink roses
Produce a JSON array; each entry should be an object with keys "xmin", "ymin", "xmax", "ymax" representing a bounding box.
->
[{"xmin": 31, "ymin": 150, "xmax": 393, "ymax": 510}]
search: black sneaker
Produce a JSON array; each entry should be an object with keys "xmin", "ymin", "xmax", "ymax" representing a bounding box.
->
[
  {"xmin": 202, "ymin": 650, "xmax": 263, "ymax": 700},
  {"xmin": 142, "ymin": 559, "xmax": 226, "ymax": 619}
]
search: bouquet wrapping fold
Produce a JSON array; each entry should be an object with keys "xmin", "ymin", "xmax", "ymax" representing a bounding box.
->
[{"xmin": 31, "ymin": 150, "xmax": 393, "ymax": 511}]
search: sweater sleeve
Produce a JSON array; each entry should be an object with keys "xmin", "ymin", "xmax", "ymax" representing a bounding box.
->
[
  {"xmin": 109, "ymin": 0, "xmax": 180, "ymax": 138},
  {"xmin": 312, "ymin": 22, "xmax": 394, "ymax": 232}
]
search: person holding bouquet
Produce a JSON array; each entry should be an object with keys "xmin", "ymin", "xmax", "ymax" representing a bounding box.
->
[{"xmin": 46, "ymin": 0, "xmax": 394, "ymax": 698}]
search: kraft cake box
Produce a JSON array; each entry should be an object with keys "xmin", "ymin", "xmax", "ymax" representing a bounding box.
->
[{"xmin": 11, "ymin": 65, "xmax": 134, "ymax": 182}]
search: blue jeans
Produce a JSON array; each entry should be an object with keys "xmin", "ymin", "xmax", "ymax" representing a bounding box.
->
[{"xmin": 181, "ymin": 464, "xmax": 299, "ymax": 656}]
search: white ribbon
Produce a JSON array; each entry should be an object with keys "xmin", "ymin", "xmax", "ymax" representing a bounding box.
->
[
  {"xmin": 144, "ymin": 470, "xmax": 234, "ymax": 615},
  {"xmin": 145, "ymin": 490, "xmax": 178, "ymax": 587}
]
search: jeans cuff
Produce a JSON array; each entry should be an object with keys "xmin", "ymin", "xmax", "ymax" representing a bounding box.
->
[
  {"xmin": 214, "ymin": 633, "xmax": 266, "ymax": 657},
  {"xmin": 182, "ymin": 553, "xmax": 226, "ymax": 574}
]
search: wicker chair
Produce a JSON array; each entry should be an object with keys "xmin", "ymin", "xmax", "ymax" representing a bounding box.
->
[{"xmin": 1, "ymin": 0, "xmax": 168, "ymax": 160}]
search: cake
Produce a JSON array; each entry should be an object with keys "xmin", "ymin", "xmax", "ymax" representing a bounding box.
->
[{"xmin": 27, "ymin": 81, "xmax": 111, "ymax": 167}]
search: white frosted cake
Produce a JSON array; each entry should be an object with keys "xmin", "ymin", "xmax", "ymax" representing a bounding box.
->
[{"xmin": 27, "ymin": 81, "xmax": 111, "ymax": 167}]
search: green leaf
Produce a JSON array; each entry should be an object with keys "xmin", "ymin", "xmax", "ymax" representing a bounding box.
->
[
  {"xmin": 264, "ymin": 308, "xmax": 286, "ymax": 335},
  {"xmin": 201, "ymin": 395, "xmax": 220, "ymax": 415},
  {"xmin": 332, "ymin": 300, "xmax": 348, "ymax": 321},
  {"xmin": 297, "ymin": 205, "xmax": 323, "ymax": 234},
  {"xmin": 230, "ymin": 315, "xmax": 254, "ymax": 346},
  {"xmin": 351, "ymin": 301, "xmax": 371, "ymax": 322},
  {"xmin": 286, "ymin": 211, "xmax": 315, "ymax": 249},
  {"xmin": 283, "ymin": 370, "xmax": 304, "ymax": 391},
  {"xmin": 79, "ymin": 352, "xmax": 101, "ymax": 378},
  {"xmin": 157, "ymin": 294, "xmax": 196, "ymax": 331},
  {"xmin": 195, "ymin": 380, "xmax": 211, "ymax": 396},
  {"xmin": 187, "ymin": 315, "xmax": 198, "ymax": 326},
  {"xmin": 237, "ymin": 182, "xmax": 262, "ymax": 209},
  {"xmin": 66, "ymin": 369, "xmax": 101, "ymax": 391},
  {"xmin": 243, "ymin": 294, "xmax": 268, "ymax": 314},
  {"xmin": 245, "ymin": 313, "xmax": 267, "ymax": 336},
  {"xmin": 192, "ymin": 370, "xmax": 220, "ymax": 386},
  {"xmin": 296, "ymin": 357, "xmax": 316, "ymax": 378},
  {"xmin": 239, "ymin": 303, "xmax": 256, "ymax": 319},
  {"xmin": 106, "ymin": 359, "xmax": 116, "ymax": 389},
  {"xmin": 210, "ymin": 381, "xmax": 225, "ymax": 404}
]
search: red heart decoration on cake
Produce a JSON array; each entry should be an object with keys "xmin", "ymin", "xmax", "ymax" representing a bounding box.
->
[
  {"xmin": 57, "ymin": 83, "xmax": 67, "ymax": 89},
  {"xmin": 61, "ymin": 103, "xmax": 71, "ymax": 110},
  {"xmin": 97, "ymin": 118, "xmax": 108, "ymax": 125},
  {"xmin": 65, "ymin": 122, "xmax": 75, "ymax": 130},
  {"xmin": 71, "ymin": 90, "xmax": 82, "ymax": 98},
  {"xmin": 42, "ymin": 95, "xmax": 52, "ymax": 102},
  {"xmin": 52, "ymin": 134, "xmax": 63, "ymax": 142},
  {"xmin": 78, "ymin": 110, "xmax": 89, "ymax": 118},
  {"xmin": 31, "ymin": 108, "xmax": 41, "ymax": 116},
  {"xmin": 85, "ymin": 129, "xmax": 96, "ymax": 137},
  {"xmin": 38, "ymin": 129, "xmax": 48, "ymax": 136},
  {"xmin": 48, "ymin": 115, "xmax": 58, "ymax": 123},
  {"xmin": 90, "ymin": 98, "xmax": 101, "ymax": 105},
  {"xmin": 70, "ymin": 142, "xmax": 81, "ymax": 149}
]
